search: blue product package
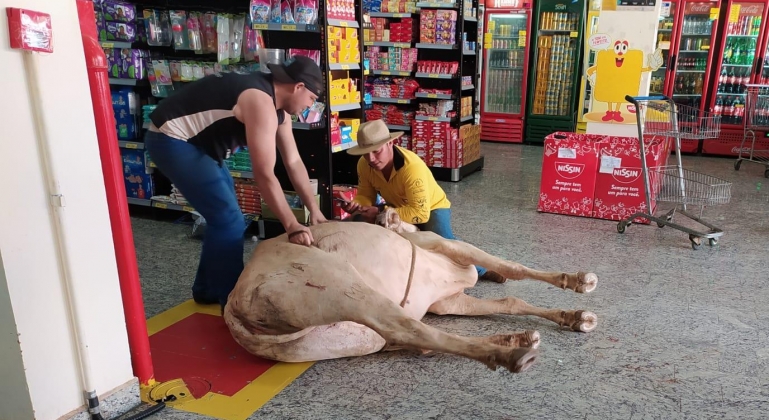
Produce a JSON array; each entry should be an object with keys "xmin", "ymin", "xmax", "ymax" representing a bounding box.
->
[
  {"xmin": 340, "ymin": 125, "xmax": 353, "ymax": 145},
  {"xmin": 121, "ymin": 149, "xmax": 153, "ymax": 199},
  {"xmin": 115, "ymin": 108, "xmax": 138, "ymax": 140}
]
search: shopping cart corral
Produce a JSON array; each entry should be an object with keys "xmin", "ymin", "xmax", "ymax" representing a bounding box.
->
[
  {"xmin": 735, "ymin": 84, "xmax": 769, "ymax": 178},
  {"xmin": 617, "ymin": 95, "xmax": 732, "ymax": 250}
]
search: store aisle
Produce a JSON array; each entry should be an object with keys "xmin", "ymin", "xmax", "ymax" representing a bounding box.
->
[{"xmin": 137, "ymin": 142, "xmax": 769, "ymax": 419}]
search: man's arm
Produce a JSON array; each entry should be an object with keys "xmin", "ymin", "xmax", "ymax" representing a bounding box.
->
[
  {"xmin": 393, "ymin": 164, "xmax": 431, "ymax": 225},
  {"xmin": 236, "ymin": 90, "xmax": 304, "ymax": 234},
  {"xmin": 351, "ymin": 157, "xmax": 377, "ymax": 206},
  {"xmin": 275, "ymin": 113, "xmax": 323, "ymax": 219}
]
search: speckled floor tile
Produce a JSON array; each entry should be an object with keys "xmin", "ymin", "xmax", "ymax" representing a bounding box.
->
[{"xmin": 134, "ymin": 142, "xmax": 769, "ymax": 419}]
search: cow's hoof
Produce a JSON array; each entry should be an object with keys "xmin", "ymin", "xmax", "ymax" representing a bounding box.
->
[
  {"xmin": 487, "ymin": 330, "xmax": 540, "ymax": 349},
  {"xmin": 576, "ymin": 272, "xmax": 598, "ymax": 293},
  {"xmin": 510, "ymin": 347, "xmax": 539, "ymax": 373},
  {"xmin": 572, "ymin": 310, "xmax": 598, "ymax": 333}
]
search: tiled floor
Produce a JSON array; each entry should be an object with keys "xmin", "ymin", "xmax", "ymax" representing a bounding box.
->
[{"xmin": 136, "ymin": 142, "xmax": 769, "ymax": 419}]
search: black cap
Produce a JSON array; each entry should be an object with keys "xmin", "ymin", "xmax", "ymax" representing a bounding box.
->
[{"xmin": 267, "ymin": 55, "xmax": 324, "ymax": 96}]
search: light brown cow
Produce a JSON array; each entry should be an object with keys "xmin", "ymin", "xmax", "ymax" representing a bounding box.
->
[{"xmin": 223, "ymin": 208, "xmax": 598, "ymax": 373}]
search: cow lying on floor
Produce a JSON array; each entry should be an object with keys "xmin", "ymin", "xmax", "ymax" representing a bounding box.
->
[{"xmin": 223, "ymin": 208, "xmax": 598, "ymax": 373}]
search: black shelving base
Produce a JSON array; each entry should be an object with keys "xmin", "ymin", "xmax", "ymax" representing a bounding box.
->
[{"xmin": 429, "ymin": 156, "xmax": 484, "ymax": 182}]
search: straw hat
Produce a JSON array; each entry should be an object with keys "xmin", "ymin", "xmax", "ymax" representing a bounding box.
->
[{"xmin": 346, "ymin": 119, "xmax": 404, "ymax": 155}]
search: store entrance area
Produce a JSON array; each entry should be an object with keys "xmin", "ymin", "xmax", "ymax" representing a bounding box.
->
[{"xmin": 134, "ymin": 142, "xmax": 769, "ymax": 419}]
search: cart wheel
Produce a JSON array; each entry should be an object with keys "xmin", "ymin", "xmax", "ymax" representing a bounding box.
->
[
  {"xmin": 734, "ymin": 159, "xmax": 742, "ymax": 171},
  {"xmin": 709, "ymin": 238, "xmax": 718, "ymax": 247},
  {"xmin": 617, "ymin": 221, "xmax": 627, "ymax": 234},
  {"xmin": 689, "ymin": 234, "xmax": 702, "ymax": 250}
]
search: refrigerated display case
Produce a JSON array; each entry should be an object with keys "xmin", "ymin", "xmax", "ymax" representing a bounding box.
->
[
  {"xmin": 480, "ymin": 0, "xmax": 533, "ymax": 143},
  {"xmin": 664, "ymin": 0, "xmax": 721, "ymax": 153},
  {"xmin": 524, "ymin": 0, "xmax": 585, "ymax": 144},
  {"xmin": 702, "ymin": 0, "xmax": 768, "ymax": 156},
  {"xmin": 575, "ymin": 0, "xmax": 601, "ymax": 133}
]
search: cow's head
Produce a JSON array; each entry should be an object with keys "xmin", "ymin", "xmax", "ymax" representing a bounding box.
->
[{"xmin": 375, "ymin": 207, "xmax": 419, "ymax": 233}]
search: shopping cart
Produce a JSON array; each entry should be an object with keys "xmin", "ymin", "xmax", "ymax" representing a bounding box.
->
[
  {"xmin": 616, "ymin": 95, "xmax": 732, "ymax": 250},
  {"xmin": 735, "ymin": 84, "xmax": 769, "ymax": 178}
]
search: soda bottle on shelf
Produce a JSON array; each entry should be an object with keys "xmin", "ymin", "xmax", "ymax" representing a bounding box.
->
[
  {"xmin": 718, "ymin": 66, "xmax": 727, "ymax": 92},
  {"xmin": 713, "ymin": 96, "xmax": 723, "ymax": 117}
]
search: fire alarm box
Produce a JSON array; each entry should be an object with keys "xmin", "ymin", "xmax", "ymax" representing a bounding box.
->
[{"xmin": 6, "ymin": 8, "xmax": 53, "ymax": 53}]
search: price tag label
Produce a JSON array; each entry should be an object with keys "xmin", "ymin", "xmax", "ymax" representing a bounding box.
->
[
  {"xmin": 231, "ymin": 171, "xmax": 242, "ymax": 178},
  {"xmin": 341, "ymin": 64, "xmax": 350, "ymax": 70},
  {"xmin": 394, "ymin": 13, "xmax": 407, "ymax": 17},
  {"xmin": 183, "ymin": 206, "xmax": 195, "ymax": 212},
  {"xmin": 427, "ymin": 93, "xmax": 438, "ymax": 98},
  {"xmin": 281, "ymin": 24, "xmax": 297, "ymax": 31},
  {"xmin": 101, "ymin": 42, "xmax": 114, "ymax": 48},
  {"xmin": 397, "ymin": 99, "xmax": 408, "ymax": 104},
  {"xmin": 428, "ymin": 116, "xmax": 439, "ymax": 121},
  {"xmin": 253, "ymin": 23, "xmax": 268, "ymax": 30},
  {"xmin": 381, "ymin": 70, "xmax": 391, "ymax": 75},
  {"xmin": 729, "ymin": 5, "xmax": 740, "ymax": 23},
  {"xmin": 484, "ymin": 32, "xmax": 492, "ymax": 41},
  {"xmin": 340, "ymin": 21, "xmax": 348, "ymax": 27},
  {"xmin": 488, "ymin": 21, "xmax": 496, "ymax": 31},
  {"xmin": 125, "ymin": 142, "xmax": 138, "ymax": 149},
  {"xmin": 154, "ymin": 203, "xmax": 168, "ymax": 209},
  {"xmin": 149, "ymin": 162, "xmax": 157, "ymax": 168},
  {"xmin": 570, "ymin": 31, "xmax": 578, "ymax": 38},
  {"xmin": 428, "ymin": 73, "xmax": 440, "ymax": 78},
  {"xmin": 519, "ymin": 31, "xmax": 526, "ymax": 47}
]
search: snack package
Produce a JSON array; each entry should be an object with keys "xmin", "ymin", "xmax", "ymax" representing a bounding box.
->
[
  {"xmin": 103, "ymin": 0, "xmax": 136, "ymax": 23},
  {"xmin": 217, "ymin": 13, "xmax": 230, "ymax": 64},
  {"xmin": 170, "ymin": 10, "xmax": 190, "ymax": 50},
  {"xmin": 230, "ymin": 14, "xmax": 246, "ymax": 62},
  {"xmin": 244, "ymin": 25, "xmax": 262, "ymax": 61},
  {"xmin": 294, "ymin": 0, "xmax": 318, "ymax": 24},
  {"xmin": 281, "ymin": 0, "xmax": 296, "ymax": 23},
  {"xmin": 250, "ymin": 0, "xmax": 271, "ymax": 23},
  {"xmin": 270, "ymin": 0, "xmax": 282, "ymax": 23},
  {"xmin": 105, "ymin": 21, "xmax": 137, "ymax": 42}
]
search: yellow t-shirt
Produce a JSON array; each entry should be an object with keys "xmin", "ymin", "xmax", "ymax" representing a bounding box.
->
[{"xmin": 352, "ymin": 146, "xmax": 450, "ymax": 224}]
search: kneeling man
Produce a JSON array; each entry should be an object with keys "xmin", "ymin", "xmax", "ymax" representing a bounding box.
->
[{"xmin": 343, "ymin": 119, "xmax": 504, "ymax": 282}]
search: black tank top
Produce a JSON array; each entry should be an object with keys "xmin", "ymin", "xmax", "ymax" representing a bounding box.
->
[{"xmin": 149, "ymin": 71, "xmax": 286, "ymax": 163}]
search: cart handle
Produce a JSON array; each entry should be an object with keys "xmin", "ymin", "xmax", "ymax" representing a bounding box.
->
[{"xmin": 625, "ymin": 95, "xmax": 669, "ymax": 104}]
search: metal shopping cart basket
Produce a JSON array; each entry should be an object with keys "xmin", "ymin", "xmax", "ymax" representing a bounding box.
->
[
  {"xmin": 735, "ymin": 84, "xmax": 769, "ymax": 178},
  {"xmin": 616, "ymin": 95, "xmax": 731, "ymax": 250}
]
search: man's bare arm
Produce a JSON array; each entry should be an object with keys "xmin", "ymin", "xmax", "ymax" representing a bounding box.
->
[
  {"xmin": 275, "ymin": 114, "xmax": 323, "ymax": 217},
  {"xmin": 235, "ymin": 90, "xmax": 304, "ymax": 234}
]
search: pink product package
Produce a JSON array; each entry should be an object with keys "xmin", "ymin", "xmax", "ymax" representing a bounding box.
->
[
  {"xmin": 105, "ymin": 21, "xmax": 137, "ymax": 42},
  {"xmin": 294, "ymin": 0, "xmax": 318, "ymax": 24},
  {"xmin": 251, "ymin": 0, "xmax": 272, "ymax": 23}
]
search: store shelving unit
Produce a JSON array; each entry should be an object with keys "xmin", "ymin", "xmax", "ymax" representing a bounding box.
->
[
  {"xmin": 106, "ymin": 0, "xmax": 364, "ymax": 237},
  {"xmin": 360, "ymin": 0, "xmax": 484, "ymax": 182}
]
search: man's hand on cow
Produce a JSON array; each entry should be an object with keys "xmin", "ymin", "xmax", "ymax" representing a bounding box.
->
[
  {"xmin": 360, "ymin": 206, "xmax": 378, "ymax": 223},
  {"xmin": 310, "ymin": 211, "xmax": 327, "ymax": 226},
  {"xmin": 287, "ymin": 222, "xmax": 314, "ymax": 246},
  {"xmin": 342, "ymin": 201, "xmax": 362, "ymax": 214}
]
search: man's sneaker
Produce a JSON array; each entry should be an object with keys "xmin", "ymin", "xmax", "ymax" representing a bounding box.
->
[{"xmin": 480, "ymin": 270, "xmax": 506, "ymax": 283}]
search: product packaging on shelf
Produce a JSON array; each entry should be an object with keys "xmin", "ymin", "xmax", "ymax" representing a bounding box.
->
[
  {"xmin": 102, "ymin": 0, "xmax": 136, "ymax": 23},
  {"xmin": 105, "ymin": 21, "xmax": 137, "ymax": 42},
  {"xmin": 537, "ymin": 132, "xmax": 604, "ymax": 218},
  {"xmin": 327, "ymin": 0, "xmax": 355, "ymax": 21},
  {"xmin": 327, "ymin": 26, "xmax": 360, "ymax": 64},
  {"xmin": 105, "ymin": 48, "xmax": 147, "ymax": 79},
  {"xmin": 420, "ymin": 9, "xmax": 457, "ymax": 45},
  {"xmin": 121, "ymin": 149, "xmax": 153, "ymax": 199},
  {"xmin": 332, "ymin": 185, "xmax": 358, "ymax": 220},
  {"xmin": 339, "ymin": 118, "xmax": 361, "ymax": 141},
  {"xmin": 591, "ymin": 136, "xmax": 672, "ymax": 224}
]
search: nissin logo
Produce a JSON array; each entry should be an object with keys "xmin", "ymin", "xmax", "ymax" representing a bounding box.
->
[
  {"xmin": 612, "ymin": 167, "xmax": 642, "ymax": 183},
  {"xmin": 555, "ymin": 162, "xmax": 584, "ymax": 179}
]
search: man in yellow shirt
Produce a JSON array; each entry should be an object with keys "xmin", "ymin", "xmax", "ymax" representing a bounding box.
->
[{"xmin": 343, "ymin": 119, "xmax": 504, "ymax": 282}]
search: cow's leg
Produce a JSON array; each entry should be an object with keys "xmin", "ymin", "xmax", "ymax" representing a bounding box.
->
[
  {"xmin": 229, "ymin": 245, "xmax": 538, "ymax": 372},
  {"xmin": 403, "ymin": 232, "xmax": 597, "ymax": 293},
  {"xmin": 428, "ymin": 293, "xmax": 598, "ymax": 333}
]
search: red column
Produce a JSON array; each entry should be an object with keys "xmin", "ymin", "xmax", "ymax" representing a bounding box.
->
[{"xmin": 75, "ymin": 0, "xmax": 154, "ymax": 385}]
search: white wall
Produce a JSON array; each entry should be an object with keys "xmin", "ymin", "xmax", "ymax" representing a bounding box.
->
[{"xmin": 0, "ymin": 1, "xmax": 135, "ymax": 419}]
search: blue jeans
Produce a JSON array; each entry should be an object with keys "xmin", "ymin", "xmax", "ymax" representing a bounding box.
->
[
  {"xmin": 144, "ymin": 131, "xmax": 245, "ymax": 306},
  {"xmin": 416, "ymin": 208, "xmax": 487, "ymax": 276}
]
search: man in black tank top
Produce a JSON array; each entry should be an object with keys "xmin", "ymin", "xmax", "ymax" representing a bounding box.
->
[{"xmin": 144, "ymin": 56, "xmax": 325, "ymax": 308}]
